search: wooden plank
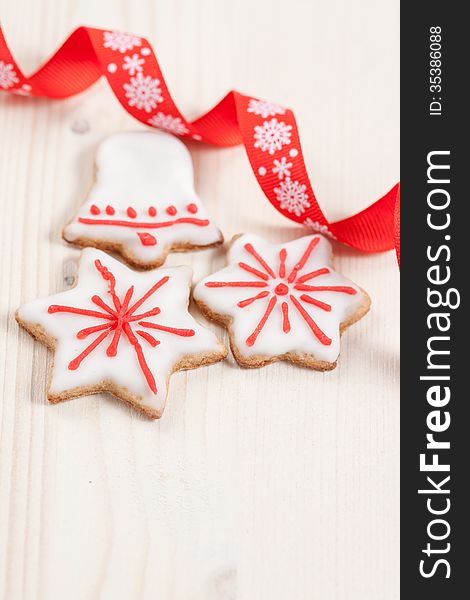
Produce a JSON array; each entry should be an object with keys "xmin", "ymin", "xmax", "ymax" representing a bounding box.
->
[{"xmin": 0, "ymin": 1, "xmax": 399, "ymax": 598}]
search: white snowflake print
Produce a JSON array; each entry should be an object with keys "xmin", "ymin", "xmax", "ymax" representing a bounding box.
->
[
  {"xmin": 274, "ymin": 178, "xmax": 310, "ymax": 216},
  {"xmin": 123, "ymin": 73, "xmax": 163, "ymax": 113},
  {"xmin": 247, "ymin": 98, "xmax": 286, "ymax": 119},
  {"xmin": 148, "ymin": 112, "xmax": 188, "ymax": 135},
  {"xmin": 103, "ymin": 31, "xmax": 142, "ymax": 53},
  {"xmin": 254, "ymin": 119, "xmax": 292, "ymax": 155},
  {"xmin": 12, "ymin": 84, "xmax": 32, "ymax": 96},
  {"xmin": 122, "ymin": 53, "xmax": 145, "ymax": 76},
  {"xmin": 0, "ymin": 61, "xmax": 19, "ymax": 90},
  {"xmin": 272, "ymin": 156, "xmax": 292, "ymax": 180},
  {"xmin": 303, "ymin": 218, "xmax": 336, "ymax": 239}
]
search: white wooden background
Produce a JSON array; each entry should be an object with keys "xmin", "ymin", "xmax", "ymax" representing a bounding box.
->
[{"xmin": 0, "ymin": 1, "xmax": 400, "ymax": 598}]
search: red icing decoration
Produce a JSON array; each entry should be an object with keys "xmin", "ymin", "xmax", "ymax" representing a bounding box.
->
[
  {"xmin": 78, "ymin": 217, "xmax": 209, "ymax": 228},
  {"xmin": 237, "ymin": 291, "xmax": 270, "ymax": 308},
  {"xmin": 137, "ymin": 232, "xmax": 157, "ymax": 246},
  {"xmin": 296, "ymin": 267, "xmax": 330, "ymax": 284},
  {"xmin": 69, "ymin": 329, "xmax": 111, "ymax": 370},
  {"xmin": 186, "ymin": 203, "xmax": 198, "ymax": 214},
  {"xmin": 278, "ymin": 249, "xmax": 287, "ymax": 278},
  {"xmin": 299, "ymin": 294, "xmax": 331, "ymax": 312},
  {"xmin": 122, "ymin": 321, "xmax": 157, "ymax": 394},
  {"xmin": 166, "ymin": 205, "xmax": 177, "ymax": 216},
  {"xmin": 287, "ymin": 237, "xmax": 319, "ymax": 283},
  {"xmin": 138, "ymin": 321, "xmax": 195, "ymax": 337},
  {"xmin": 106, "ymin": 324, "xmax": 121, "ymax": 357},
  {"xmin": 205, "ymin": 281, "xmax": 268, "ymax": 288},
  {"xmin": 203, "ymin": 238, "xmax": 352, "ymax": 348},
  {"xmin": 48, "ymin": 305, "xmax": 113, "ymax": 319},
  {"xmin": 128, "ymin": 276, "xmax": 169, "ymax": 314},
  {"xmin": 128, "ymin": 307, "xmax": 160, "ymax": 321},
  {"xmin": 281, "ymin": 301, "xmax": 290, "ymax": 333},
  {"xmin": 94, "ymin": 259, "xmax": 120, "ymax": 308},
  {"xmin": 238, "ymin": 262, "xmax": 269, "ymax": 281},
  {"xmin": 47, "ymin": 261, "xmax": 193, "ymax": 394},
  {"xmin": 136, "ymin": 330, "xmax": 160, "ymax": 347},
  {"xmin": 289, "ymin": 295, "xmax": 331, "ymax": 345},
  {"xmin": 274, "ymin": 283, "xmax": 289, "ymax": 296},
  {"xmin": 106, "ymin": 286, "xmax": 134, "ymax": 357},
  {"xmin": 294, "ymin": 284, "xmax": 357, "ymax": 294},
  {"xmin": 127, "ymin": 207, "xmax": 137, "ymax": 218},
  {"xmin": 77, "ymin": 322, "xmax": 113, "ymax": 339},
  {"xmin": 106, "ymin": 205, "xmax": 115, "ymax": 215},
  {"xmin": 92, "ymin": 294, "xmax": 117, "ymax": 315},
  {"xmin": 244, "ymin": 243, "xmax": 276, "ymax": 278},
  {"xmin": 148, "ymin": 206, "xmax": 157, "ymax": 217},
  {"xmin": 90, "ymin": 205, "xmax": 100, "ymax": 215},
  {"xmin": 246, "ymin": 296, "xmax": 277, "ymax": 347}
]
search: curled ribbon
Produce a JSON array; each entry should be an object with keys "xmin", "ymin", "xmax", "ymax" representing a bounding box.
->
[{"xmin": 0, "ymin": 26, "xmax": 399, "ymax": 258}]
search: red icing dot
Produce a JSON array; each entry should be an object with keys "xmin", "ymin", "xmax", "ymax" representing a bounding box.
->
[
  {"xmin": 186, "ymin": 203, "xmax": 198, "ymax": 214},
  {"xmin": 127, "ymin": 207, "xmax": 137, "ymax": 218},
  {"xmin": 90, "ymin": 205, "xmax": 100, "ymax": 215},
  {"xmin": 148, "ymin": 206, "xmax": 157, "ymax": 217},
  {"xmin": 166, "ymin": 205, "xmax": 177, "ymax": 216},
  {"xmin": 137, "ymin": 232, "xmax": 157, "ymax": 246},
  {"xmin": 274, "ymin": 283, "xmax": 289, "ymax": 296},
  {"xmin": 105, "ymin": 205, "xmax": 115, "ymax": 215}
]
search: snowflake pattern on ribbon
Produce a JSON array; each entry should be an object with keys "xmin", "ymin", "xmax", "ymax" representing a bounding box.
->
[
  {"xmin": 123, "ymin": 53, "xmax": 145, "ymax": 75},
  {"xmin": 103, "ymin": 31, "xmax": 142, "ymax": 53},
  {"xmin": 303, "ymin": 218, "xmax": 336, "ymax": 239},
  {"xmin": 274, "ymin": 178, "xmax": 310, "ymax": 216},
  {"xmin": 247, "ymin": 98, "xmax": 286, "ymax": 118},
  {"xmin": 148, "ymin": 113, "xmax": 189, "ymax": 135},
  {"xmin": 0, "ymin": 60, "xmax": 19, "ymax": 89},
  {"xmin": 253, "ymin": 118, "xmax": 292, "ymax": 155},
  {"xmin": 0, "ymin": 26, "xmax": 400, "ymax": 256},
  {"xmin": 123, "ymin": 73, "xmax": 163, "ymax": 112},
  {"xmin": 272, "ymin": 157, "xmax": 292, "ymax": 180}
]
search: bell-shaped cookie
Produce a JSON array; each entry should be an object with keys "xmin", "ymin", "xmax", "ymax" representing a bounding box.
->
[{"xmin": 63, "ymin": 130, "xmax": 223, "ymax": 268}]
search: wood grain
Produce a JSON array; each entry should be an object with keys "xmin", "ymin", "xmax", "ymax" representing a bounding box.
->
[{"xmin": 0, "ymin": 0, "xmax": 399, "ymax": 598}]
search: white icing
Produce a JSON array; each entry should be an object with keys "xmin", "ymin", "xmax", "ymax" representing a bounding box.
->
[
  {"xmin": 18, "ymin": 249, "xmax": 225, "ymax": 416},
  {"xmin": 193, "ymin": 234, "xmax": 367, "ymax": 364},
  {"xmin": 63, "ymin": 131, "xmax": 222, "ymax": 265}
]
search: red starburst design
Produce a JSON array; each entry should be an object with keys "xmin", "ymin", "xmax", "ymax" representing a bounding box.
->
[
  {"xmin": 47, "ymin": 259, "xmax": 195, "ymax": 394},
  {"xmin": 205, "ymin": 238, "xmax": 357, "ymax": 347}
]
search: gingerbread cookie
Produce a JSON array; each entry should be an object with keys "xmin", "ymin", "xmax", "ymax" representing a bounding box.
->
[
  {"xmin": 63, "ymin": 130, "xmax": 223, "ymax": 269},
  {"xmin": 193, "ymin": 234, "xmax": 370, "ymax": 369},
  {"xmin": 16, "ymin": 249, "xmax": 227, "ymax": 418}
]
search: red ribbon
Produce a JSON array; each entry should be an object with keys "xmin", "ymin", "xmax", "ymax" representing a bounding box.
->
[{"xmin": 0, "ymin": 26, "xmax": 400, "ymax": 258}]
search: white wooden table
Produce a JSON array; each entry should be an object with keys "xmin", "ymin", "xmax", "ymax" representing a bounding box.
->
[{"xmin": 0, "ymin": 1, "xmax": 399, "ymax": 598}]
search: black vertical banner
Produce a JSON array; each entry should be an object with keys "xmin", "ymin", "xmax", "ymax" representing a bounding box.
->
[{"xmin": 401, "ymin": 3, "xmax": 467, "ymax": 597}]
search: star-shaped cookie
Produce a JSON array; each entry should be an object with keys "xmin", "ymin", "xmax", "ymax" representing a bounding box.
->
[
  {"xmin": 16, "ymin": 249, "xmax": 227, "ymax": 418},
  {"xmin": 193, "ymin": 234, "xmax": 370, "ymax": 369}
]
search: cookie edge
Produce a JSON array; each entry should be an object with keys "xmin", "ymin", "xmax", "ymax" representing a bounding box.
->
[
  {"xmin": 62, "ymin": 228, "xmax": 224, "ymax": 270},
  {"xmin": 15, "ymin": 311, "xmax": 227, "ymax": 420}
]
